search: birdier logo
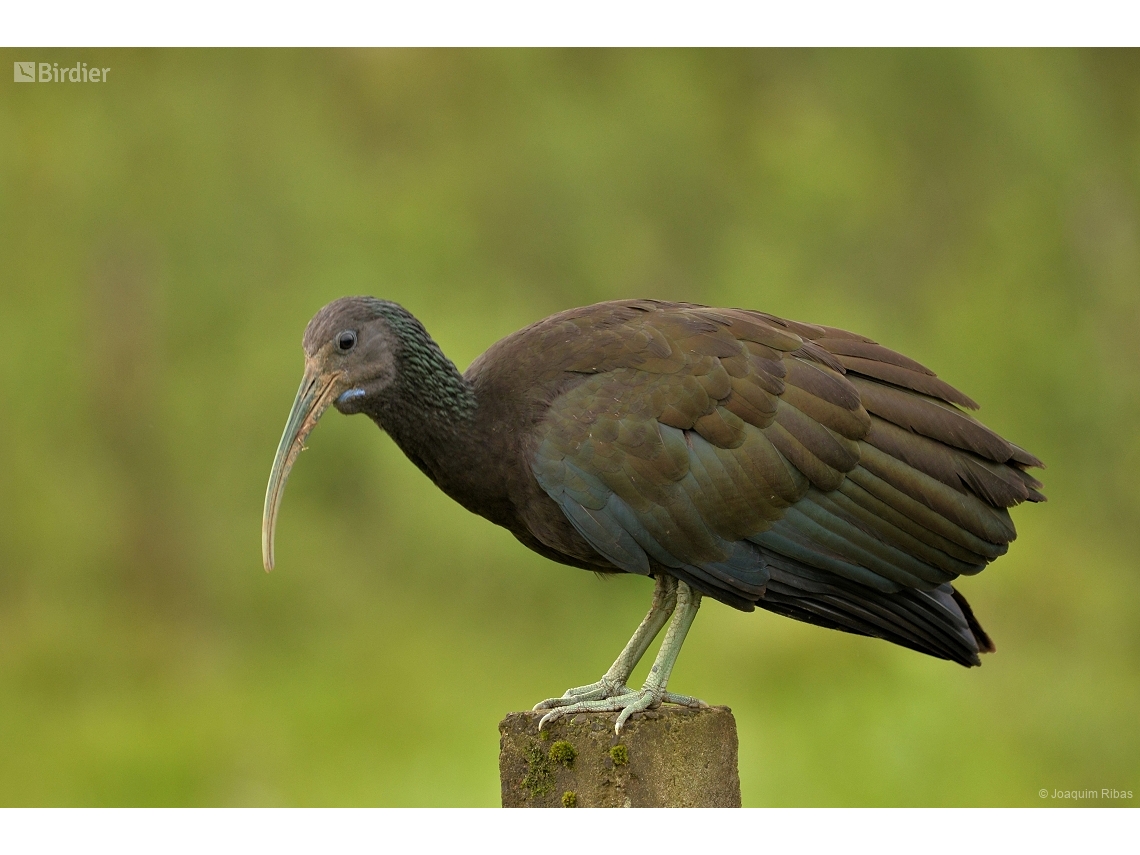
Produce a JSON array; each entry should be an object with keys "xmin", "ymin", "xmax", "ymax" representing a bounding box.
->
[{"xmin": 13, "ymin": 61, "xmax": 110, "ymax": 83}]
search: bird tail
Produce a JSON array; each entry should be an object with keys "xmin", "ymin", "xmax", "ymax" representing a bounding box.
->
[{"xmin": 757, "ymin": 556, "xmax": 993, "ymax": 667}]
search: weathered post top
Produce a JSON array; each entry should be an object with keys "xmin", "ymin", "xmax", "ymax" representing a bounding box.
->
[{"xmin": 499, "ymin": 706, "xmax": 741, "ymax": 808}]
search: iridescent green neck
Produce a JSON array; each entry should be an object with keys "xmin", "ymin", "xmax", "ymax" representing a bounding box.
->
[{"xmin": 369, "ymin": 299, "xmax": 476, "ymax": 420}]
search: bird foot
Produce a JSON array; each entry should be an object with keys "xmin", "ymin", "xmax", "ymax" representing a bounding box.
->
[
  {"xmin": 533, "ymin": 676, "xmax": 633, "ymax": 710},
  {"xmin": 537, "ymin": 685, "xmax": 708, "ymax": 735}
]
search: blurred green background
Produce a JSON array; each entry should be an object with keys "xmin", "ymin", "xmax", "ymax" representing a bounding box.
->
[{"xmin": 1, "ymin": 49, "xmax": 1138, "ymax": 806}]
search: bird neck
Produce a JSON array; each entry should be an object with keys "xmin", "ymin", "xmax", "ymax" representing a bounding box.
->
[{"xmin": 361, "ymin": 308, "xmax": 489, "ymax": 502}]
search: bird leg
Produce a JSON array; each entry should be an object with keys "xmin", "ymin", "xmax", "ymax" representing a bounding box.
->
[
  {"xmin": 537, "ymin": 578, "xmax": 707, "ymax": 735},
  {"xmin": 534, "ymin": 575, "xmax": 678, "ymax": 710}
]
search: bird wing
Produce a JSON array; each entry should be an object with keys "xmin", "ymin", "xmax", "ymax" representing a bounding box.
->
[{"xmin": 530, "ymin": 302, "xmax": 1044, "ymax": 648}]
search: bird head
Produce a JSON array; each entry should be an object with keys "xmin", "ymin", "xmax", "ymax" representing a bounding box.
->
[{"xmin": 261, "ymin": 297, "xmax": 402, "ymax": 572}]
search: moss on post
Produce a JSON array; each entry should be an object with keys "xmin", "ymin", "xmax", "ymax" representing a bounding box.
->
[{"xmin": 499, "ymin": 706, "xmax": 741, "ymax": 808}]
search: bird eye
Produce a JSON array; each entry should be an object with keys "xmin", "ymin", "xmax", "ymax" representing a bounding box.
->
[{"xmin": 336, "ymin": 330, "xmax": 357, "ymax": 352}]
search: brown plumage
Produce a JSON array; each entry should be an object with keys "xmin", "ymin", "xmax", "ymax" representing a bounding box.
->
[{"xmin": 264, "ymin": 297, "xmax": 1044, "ymax": 676}]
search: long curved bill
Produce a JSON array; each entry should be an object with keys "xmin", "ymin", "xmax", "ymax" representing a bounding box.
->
[{"xmin": 262, "ymin": 363, "xmax": 343, "ymax": 571}]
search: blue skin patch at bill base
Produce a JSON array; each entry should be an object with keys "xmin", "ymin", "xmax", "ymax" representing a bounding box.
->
[{"xmin": 338, "ymin": 388, "xmax": 365, "ymax": 405}]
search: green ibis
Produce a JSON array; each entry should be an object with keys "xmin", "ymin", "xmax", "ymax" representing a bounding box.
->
[{"xmin": 262, "ymin": 298, "xmax": 1043, "ymax": 733}]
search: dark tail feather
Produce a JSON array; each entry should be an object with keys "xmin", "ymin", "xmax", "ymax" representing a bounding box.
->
[
  {"xmin": 757, "ymin": 556, "xmax": 991, "ymax": 667},
  {"xmin": 951, "ymin": 587, "xmax": 995, "ymax": 653}
]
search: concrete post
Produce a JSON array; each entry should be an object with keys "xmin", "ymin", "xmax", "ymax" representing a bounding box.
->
[{"xmin": 499, "ymin": 706, "xmax": 741, "ymax": 807}]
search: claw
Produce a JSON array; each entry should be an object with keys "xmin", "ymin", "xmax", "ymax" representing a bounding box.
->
[{"xmin": 614, "ymin": 691, "xmax": 657, "ymax": 733}]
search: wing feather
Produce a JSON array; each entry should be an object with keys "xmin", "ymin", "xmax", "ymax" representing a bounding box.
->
[{"xmin": 521, "ymin": 300, "xmax": 1042, "ymax": 663}]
